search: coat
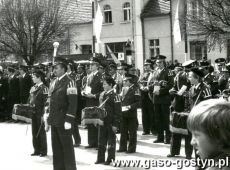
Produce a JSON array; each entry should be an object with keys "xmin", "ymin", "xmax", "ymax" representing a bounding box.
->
[
  {"xmin": 29, "ymin": 84, "xmax": 48, "ymax": 118},
  {"xmin": 19, "ymin": 73, "xmax": 33, "ymax": 103},
  {"xmin": 121, "ymin": 84, "xmax": 141, "ymax": 118},
  {"xmin": 47, "ymin": 74, "xmax": 78, "ymax": 127}
]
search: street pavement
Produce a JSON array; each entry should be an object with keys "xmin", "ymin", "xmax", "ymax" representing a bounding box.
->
[{"xmin": 0, "ymin": 121, "xmax": 195, "ymax": 170}]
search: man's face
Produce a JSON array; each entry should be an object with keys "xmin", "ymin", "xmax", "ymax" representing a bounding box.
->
[
  {"xmin": 217, "ymin": 64, "xmax": 223, "ymax": 71},
  {"xmin": 156, "ymin": 59, "xmax": 164, "ymax": 68},
  {"xmin": 123, "ymin": 79, "xmax": 131, "ymax": 87},
  {"xmin": 53, "ymin": 64, "xmax": 65, "ymax": 77},
  {"xmin": 90, "ymin": 63, "xmax": 98, "ymax": 72},
  {"xmin": 19, "ymin": 69, "xmax": 24, "ymax": 75},
  {"xmin": 144, "ymin": 65, "xmax": 151, "ymax": 72},
  {"xmin": 188, "ymin": 71, "xmax": 197, "ymax": 85}
]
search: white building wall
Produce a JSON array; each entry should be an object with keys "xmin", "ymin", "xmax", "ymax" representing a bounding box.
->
[{"xmin": 144, "ymin": 16, "xmax": 172, "ymax": 60}]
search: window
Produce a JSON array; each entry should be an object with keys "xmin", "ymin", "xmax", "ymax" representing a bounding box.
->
[
  {"xmin": 149, "ymin": 39, "xmax": 160, "ymax": 58},
  {"xmin": 81, "ymin": 45, "xmax": 92, "ymax": 54},
  {"xmin": 189, "ymin": 0, "xmax": 204, "ymax": 18},
  {"xmin": 123, "ymin": 2, "xmax": 131, "ymax": 21},
  {"xmin": 104, "ymin": 5, "xmax": 112, "ymax": 23},
  {"xmin": 106, "ymin": 42, "xmax": 126, "ymax": 57},
  {"xmin": 190, "ymin": 41, "xmax": 207, "ymax": 60}
]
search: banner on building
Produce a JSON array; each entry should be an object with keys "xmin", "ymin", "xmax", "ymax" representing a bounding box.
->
[{"xmin": 94, "ymin": 4, "xmax": 103, "ymax": 43}]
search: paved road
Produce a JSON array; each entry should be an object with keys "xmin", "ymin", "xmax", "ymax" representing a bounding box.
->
[{"xmin": 0, "ymin": 122, "xmax": 195, "ymax": 170}]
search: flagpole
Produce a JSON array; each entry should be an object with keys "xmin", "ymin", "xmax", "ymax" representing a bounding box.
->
[
  {"xmin": 184, "ymin": 0, "xmax": 188, "ymax": 61},
  {"xmin": 92, "ymin": 0, "xmax": 97, "ymax": 57}
]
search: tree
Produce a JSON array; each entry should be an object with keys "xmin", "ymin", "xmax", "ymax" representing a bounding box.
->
[
  {"xmin": 0, "ymin": 0, "xmax": 69, "ymax": 65},
  {"xmin": 186, "ymin": 0, "xmax": 230, "ymax": 50}
]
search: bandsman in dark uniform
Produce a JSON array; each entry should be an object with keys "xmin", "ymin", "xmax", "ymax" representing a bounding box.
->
[
  {"xmin": 45, "ymin": 57, "xmax": 78, "ymax": 170},
  {"xmin": 7, "ymin": 66, "xmax": 20, "ymax": 120},
  {"xmin": 95, "ymin": 76, "xmax": 120, "ymax": 165},
  {"xmin": 168, "ymin": 60, "xmax": 195, "ymax": 159},
  {"xmin": 152, "ymin": 55, "xmax": 174, "ymax": 144},
  {"xmin": 0, "ymin": 70, "xmax": 8, "ymax": 120},
  {"xmin": 29, "ymin": 70, "xmax": 48, "ymax": 157},
  {"xmin": 138, "ymin": 59, "xmax": 154, "ymax": 135},
  {"xmin": 117, "ymin": 73, "xmax": 141, "ymax": 153},
  {"xmin": 67, "ymin": 59, "xmax": 76, "ymax": 80},
  {"xmin": 19, "ymin": 65, "xmax": 33, "ymax": 104},
  {"xmin": 82, "ymin": 58, "xmax": 103, "ymax": 148}
]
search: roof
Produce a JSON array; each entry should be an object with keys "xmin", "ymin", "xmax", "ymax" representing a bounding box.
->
[
  {"xmin": 141, "ymin": 0, "xmax": 170, "ymax": 18},
  {"xmin": 61, "ymin": 0, "xmax": 92, "ymax": 25}
]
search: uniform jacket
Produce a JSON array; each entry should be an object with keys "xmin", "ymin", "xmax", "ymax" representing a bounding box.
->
[
  {"xmin": 99, "ymin": 90, "xmax": 120, "ymax": 128},
  {"xmin": 171, "ymin": 71, "xmax": 191, "ymax": 112},
  {"xmin": 121, "ymin": 84, "xmax": 141, "ymax": 118},
  {"xmin": 47, "ymin": 74, "xmax": 78, "ymax": 127},
  {"xmin": 8, "ymin": 74, "xmax": 20, "ymax": 98},
  {"xmin": 152, "ymin": 68, "xmax": 174, "ymax": 104},
  {"xmin": 85, "ymin": 71, "xmax": 103, "ymax": 107},
  {"xmin": 19, "ymin": 73, "xmax": 33, "ymax": 102},
  {"xmin": 0, "ymin": 76, "xmax": 8, "ymax": 99},
  {"xmin": 29, "ymin": 84, "xmax": 48, "ymax": 117},
  {"xmin": 190, "ymin": 81, "xmax": 212, "ymax": 107}
]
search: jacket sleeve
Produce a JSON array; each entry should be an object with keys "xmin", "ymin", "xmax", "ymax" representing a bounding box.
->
[{"xmin": 65, "ymin": 79, "xmax": 78, "ymax": 124}]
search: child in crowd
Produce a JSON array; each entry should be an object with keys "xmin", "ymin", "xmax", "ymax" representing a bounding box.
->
[{"xmin": 187, "ymin": 99, "xmax": 230, "ymax": 170}]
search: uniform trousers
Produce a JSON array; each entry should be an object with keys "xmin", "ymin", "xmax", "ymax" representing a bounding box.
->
[
  {"xmin": 170, "ymin": 133, "xmax": 193, "ymax": 157},
  {"xmin": 97, "ymin": 124, "xmax": 116, "ymax": 162},
  {"xmin": 154, "ymin": 103, "xmax": 171, "ymax": 141},
  {"xmin": 72, "ymin": 120, "xmax": 81, "ymax": 145},
  {"xmin": 87, "ymin": 124, "xmax": 98, "ymax": 147},
  {"xmin": 32, "ymin": 116, "xmax": 47, "ymax": 154},
  {"xmin": 51, "ymin": 126, "xmax": 76, "ymax": 170},
  {"xmin": 119, "ymin": 116, "xmax": 137, "ymax": 152},
  {"xmin": 141, "ymin": 95, "xmax": 155, "ymax": 134}
]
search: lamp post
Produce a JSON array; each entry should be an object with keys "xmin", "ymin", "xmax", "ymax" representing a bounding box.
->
[{"xmin": 53, "ymin": 42, "xmax": 59, "ymax": 63}]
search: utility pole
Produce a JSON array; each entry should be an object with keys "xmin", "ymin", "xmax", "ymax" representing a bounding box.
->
[{"xmin": 92, "ymin": 0, "xmax": 97, "ymax": 57}]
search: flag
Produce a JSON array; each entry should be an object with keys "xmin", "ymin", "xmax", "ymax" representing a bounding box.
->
[
  {"xmin": 94, "ymin": 4, "xmax": 103, "ymax": 43},
  {"xmin": 106, "ymin": 45, "xmax": 121, "ymax": 65},
  {"xmin": 173, "ymin": 0, "xmax": 185, "ymax": 44}
]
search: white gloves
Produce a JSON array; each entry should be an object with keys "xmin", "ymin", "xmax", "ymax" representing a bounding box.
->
[{"xmin": 64, "ymin": 122, "xmax": 72, "ymax": 130}]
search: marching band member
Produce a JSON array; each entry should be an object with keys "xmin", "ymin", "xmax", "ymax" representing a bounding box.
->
[
  {"xmin": 95, "ymin": 76, "xmax": 119, "ymax": 165},
  {"xmin": 139, "ymin": 59, "xmax": 154, "ymax": 135},
  {"xmin": 46, "ymin": 57, "xmax": 78, "ymax": 170},
  {"xmin": 82, "ymin": 58, "xmax": 103, "ymax": 149},
  {"xmin": 30, "ymin": 70, "xmax": 48, "ymax": 157},
  {"xmin": 152, "ymin": 55, "xmax": 174, "ymax": 144},
  {"xmin": 168, "ymin": 61, "xmax": 194, "ymax": 159},
  {"xmin": 117, "ymin": 73, "xmax": 141, "ymax": 153}
]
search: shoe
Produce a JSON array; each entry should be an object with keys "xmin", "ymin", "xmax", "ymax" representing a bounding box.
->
[
  {"xmin": 40, "ymin": 153, "xmax": 47, "ymax": 157},
  {"xmin": 153, "ymin": 139, "xmax": 164, "ymax": 143},
  {"xmin": 126, "ymin": 150, "xmax": 135, "ymax": 153},
  {"xmin": 164, "ymin": 140, "xmax": 170, "ymax": 144},
  {"xmin": 142, "ymin": 132, "xmax": 150, "ymax": 135},
  {"xmin": 73, "ymin": 143, "xmax": 80, "ymax": 147},
  {"xmin": 186, "ymin": 156, "xmax": 192, "ymax": 159},
  {"xmin": 85, "ymin": 145, "xmax": 96, "ymax": 149},
  {"xmin": 95, "ymin": 160, "xmax": 105, "ymax": 164},
  {"xmin": 167, "ymin": 154, "xmax": 175, "ymax": 158},
  {"xmin": 104, "ymin": 160, "xmax": 111, "ymax": 165},
  {"xmin": 117, "ymin": 149, "xmax": 127, "ymax": 152},
  {"xmin": 31, "ymin": 152, "xmax": 40, "ymax": 156}
]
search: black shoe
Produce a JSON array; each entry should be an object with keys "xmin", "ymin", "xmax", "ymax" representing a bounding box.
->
[
  {"xmin": 95, "ymin": 160, "xmax": 105, "ymax": 164},
  {"xmin": 117, "ymin": 149, "xmax": 127, "ymax": 152},
  {"xmin": 126, "ymin": 150, "xmax": 135, "ymax": 153},
  {"xmin": 167, "ymin": 154, "xmax": 175, "ymax": 158},
  {"xmin": 40, "ymin": 153, "xmax": 47, "ymax": 157},
  {"xmin": 73, "ymin": 143, "xmax": 80, "ymax": 147},
  {"xmin": 85, "ymin": 145, "xmax": 96, "ymax": 149},
  {"xmin": 142, "ymin": 132, "xmax": 150, "ymax": 135},
  {"xmin": 31, "ymin": 152, "xmax": 40, "ymax": 156},
  {"xmin": 186, "ymin": 156, "xmax": 192, "ymax": 159},
  {"xmin": 104, "ymin": 160, "xmax": 111, "ymax": 165},
  {"xmin": 164, "ymin": 140, "xmax": 170, "ymax": 144},
  {"xmin": 153, "ymin": 139, "xmax": 164, "ymax": 143}
]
